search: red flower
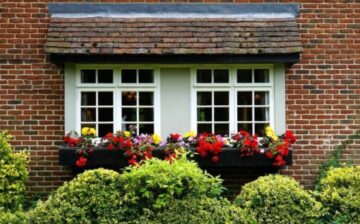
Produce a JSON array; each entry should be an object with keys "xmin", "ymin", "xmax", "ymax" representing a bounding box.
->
[
  {"xmin": 76, "ymin": 156, "xmax": 87, "ymax": 167},
  {"xmin": 170, "ymin": 133, "xmax": 181, "ymax": 141},
  {"xmin": 265, "ymin": 151, "xmax": 273, "ymax": 159},
  {"xmin": 284, "ymin": 130, "xmax": 296, "ymax": 144},
  {"xmin": 128, "ymin": 158, "xmax": 137, "ymax": 166},
  {"xmin": 107, "ymin": 143, "xmax": 114, "ymax": 150},
  {"xmin": 211, "ymin": 155, "xmax": 219, "ymax": 163}
]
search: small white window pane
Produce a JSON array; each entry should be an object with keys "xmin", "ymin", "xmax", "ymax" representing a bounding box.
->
[
  {"xmin": 255, "ymin": 92, "xmax": 269, "ymax": 105},
  {"xmin": 254, "ymin": 69, "xmax": 269, "ymax": 83},
  {"xmin": 139, "ymin": 69, "xmax": 154, "ymax": 83},
  {"xmin": 122, "ymin": 108, "xmax": 137, "ymax": 122},
  {"xmin": 237, "ymin": 69, "xmax": 252, "ymax": 83},
  {"xmin": 255, "ymin": 108, "xmax": 269, "ymax": 121},
  {"xmin": 214, "ymin": 92, "xmax": 229, "ymax": 105},
  {"xmin": 197, "ymin": 108, "xmax": 212, "ymax": 121},
  {"xmin": 214, "ymin": 69, "xmax": 229, "ymax": 83},
  {"xmin": 98, "ymin": 69, "xmax": 113, "ymax": 83},
  {"xmin": 81, "ymin": 108, "xmax": 96, "ymax": 122},
  {"xmin": 198, "ymin": 124, "xmax": 212, "ymax": 133},
  {"xmin": 238, "ymin": 123, "xmax": 252, "ymax": 134},
  {"xmin": 98, "ymin": 108, "xmax": 113, "ymax": 122},
  {"xmin": 237, "ymin": 107, "xmax": 252, "ymax": 121},
  {"xmin": 81, "ymin": 92, "xmax": 96, "ymax": 106},
  {"xmin": 197, "ymin": 69, "xmax": 212, "ymax": 83},
  {"xmin": 81, "ymin": 69, "xmax": 96, "ymax": 83},
  {"xmin": 139, "ymin": 108, "xmax": 154, "ymax": 122},
  {"xmin": 197, "ymin": 92, "xmax": 212, "ymax": 105},
  {"xmin": 139, "ymin": 124, "xmax": 154, "ymax": 134},
  {"xmin": 139, "ymin": 92, "xmax": 154, "ymax": 106},
  {"xmin": 121, "ymin": 69, "xmax": 137, "ymax": 83},
  {"xmin": 98, "ymin": 124, "xmax": 113, "ymax": 137},
  {"xmin": 237, "ymin": 92, "xmax": 252, "ymax": 105},
  {"xmin": 255, "ymin": 123, "xmax": 269, "ymax": 137},
  {"xmin": 214, "ymin": 108, "xmax": 229, "ymax": 121},
  {"xmin": 122, "ymin": 91, "xmax": 137, "ymax": 106},
  {"xmin": 98, "ymin": 92, "xmax": 113, "ymax": 106},
  {"xmin": 123, "ymin": 123, "xmax": 136, "ymax": 132},
  {"xmin": 215, "ymin": 123, "xmax": 229, "ymax": 136}
]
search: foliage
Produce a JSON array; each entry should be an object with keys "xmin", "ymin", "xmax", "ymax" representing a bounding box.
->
[
  {"xmin": 318, "ymin": 166, "xmax": 360, "ymax": 224},
  {"xmin": 28, "ymin": 168, "xmax": 126, "ymax": 224},
  {"xmin": 234, "ymin": 174, "xmax": 322, "ymax": 224},
  {"xmin": 315, "ymin": 130, "xmax": 360, "ymax": 191},
  {"xmin": 0, "ymin": 131, "xmax": 28, "ymax": 211},
  {"xmin": 131, "ymin": 197, "xmax": 256, "ymax": 224},
  {"xmin": 0, "ymin": 211, "xmax": 28, "ymax": 224},
  {"xmin": 119, "ymin": 156, "xmax": 224, "ymax": 218}
]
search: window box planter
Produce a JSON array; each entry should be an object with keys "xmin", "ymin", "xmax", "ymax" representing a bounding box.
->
[{"xmin": 59, "ymin": 147, "xmax": 292, "ymax": 169}]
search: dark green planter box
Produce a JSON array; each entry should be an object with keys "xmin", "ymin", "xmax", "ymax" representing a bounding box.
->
[{"xmin": 59, "ymin": 147, "xmax": 292, "ymax": 169}]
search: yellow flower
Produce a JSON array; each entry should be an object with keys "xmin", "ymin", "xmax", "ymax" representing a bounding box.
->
[
  {"xmin": 184, "ymin": 130, "xmax": 196, "ymax": 138},
  {"xmin": 123, "ymin": 131, "xmax": 131, "ymax": 138},
  {"xmin": 265, "ymin": 126, "xmax": 278, "ymax": 141},
  {"xmin": 152, "ymin": 134, "xmax": 161, "ymax": 145},
  {"xmin": 81, "ymin": 127, "xmax": 96, "ymax": 136}
]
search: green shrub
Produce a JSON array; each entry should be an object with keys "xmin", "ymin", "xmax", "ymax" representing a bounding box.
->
[
  {"xmin": 132, "ymin": 197, "xmax": 256, "ymax": 224},
  {"xmin": 119, "ymin": 156, "xmax": 224, "ymax": 218},
  {"xmin": 28, "ymin": 168, "xmax": 126, "ymax": 224},
  {"xmin": 319, "ymin": 166, "xmax": 360, "ymax": 224},
  {"xmin": 234, "ymin": 174, "xmax": 322, "ymax": 224},
  {"xmin": 0, "ymin": 131, "xmax": 28, "ymax": 211},
  {"xmin": 0, "ymin": 211, "xmax": 28, "ymax": 224}
]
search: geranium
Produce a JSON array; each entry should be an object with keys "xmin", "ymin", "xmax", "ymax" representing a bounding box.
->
[
  {"xmin": 162, "ymin": 133, "xmax": 188, "ymax": 162},
  {"xmin": 262, "ymin": 126, "xmax": 296, "ymax": 167},
  {"xmin": 75, "ymin": 156, "xmax": 87, "ymax": 167},
  {"xmin": 102, "ymin": 131, "xmax": 132, "ymax": 150},
  {"xmin": 232, "ymin": 130, "xmax": 260, "ymax": 157},
  {"xmin": 125, "ymin": 134, "xmax": 155, "ymax": 166},
  {"xmin": 195, "ymin": 133, "xmax": 225, "ymax": 163}
]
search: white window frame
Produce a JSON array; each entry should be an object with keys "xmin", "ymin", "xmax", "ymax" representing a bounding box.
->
[
  {"xmin": 74, "ymin": 65, "xmax": 161, "ymax": 136},
  {"xmin": 190, "ymin": 65, "xmax": 275, "ymax": 136}
]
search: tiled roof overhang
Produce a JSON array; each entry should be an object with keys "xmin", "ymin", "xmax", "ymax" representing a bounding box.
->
[{"xmin": 46, "ymin": 3, "xmax": 302, "ymax": 64}]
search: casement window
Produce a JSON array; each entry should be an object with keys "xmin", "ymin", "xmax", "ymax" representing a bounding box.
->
[
  {"xmin": 65, "ymin": 64, "xmax": 285, "ymax": 138},
  {"xmin": 191, "ymin": 67, "xmax": 274, "ymax": 137},
  {"xmin": 73, "ymin": 67, "xmax": 160, "ymax": 137}
]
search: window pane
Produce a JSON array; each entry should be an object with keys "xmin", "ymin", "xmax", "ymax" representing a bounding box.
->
[
  {"xmin": 81, "ymin": 108, "xmax": 96, "ymax": 122},
  {"xmin": 98, "ymin": 108, "xmax": 113, "ymax": 122},
  {"xmin": 214, "ymin": 108, "xmax": 229, "ymax": 121},
  {"xmin": 139, "ymin": 124, "xmax": 154, "ymax": 134},
  {"xmin": 254, "ymin": 69, "xmax": 269, "ymax": 83},
  {"xmin": 98, "ymin": 69, "xmax": 113, "ymax": 83},
  {"xmin": 81, "ymin": 69, "xmax": 96, "ymax": 83},
  {"xmin": 197, "ymin": 108, "xmax": 212, "ymax": 121},
  {"xmin": 98, "ymin": 124, "xmax": 113, "ymax": 137},
  {"xmin": 139, "ymin": 108, "xmax": 154, "ymax": 121},
  {"xmin": 255, "ymin": 123, "xmax": 269, "ymax": 137},
  {"xmin": 123, "ymin": 123, "xmax": 137, "ymax": 132},
  {"xmin": 238, "ymin": 107, "xmax": 252, "ymax": 121},
  {"xmin": 238, "ymin": 123, "xmax": 252, "ymax": 134},
  {"xmin": 81, "ymin": 123, "xmax": 96, "ymax": 131},
  {"xmin": 214, "ymin": 92, "xmax": 229, "ymax": 105},
  {"xmin": 237, "ymin": 92, "xmax": 252, "ymax": 105},
  {"xmin": 121, "ymin": 69, "xmax": 137, "ymax": 83},
  {"xmin": 255, "ymin": 108, "xmax": 269, "ymax": 121},
  {"xmin": 255, "ymin": 92, "xmax": 269, "ymax": 105},
  {"xmin": 98, "ymin": 92, "xmax": 113, "ymax": 106},
  {"xmin": 122, "ymin": 91, "xmax": 137, "ymax": 106},
  {"xmin": 122, "ymin": 108, "xmax": 137, "ymax": 122},
  {"xmin": 81, "ymin": 92, "xmax": 96, "ymax": 106},
  {"xmin": 197, "ymin": 69, "xmax": 212, "ymax": 83},
  {"xmin": 215, "ymin": 123, "xmax": 229, "ymax": 136},
  {"xmin": 214, "ymin": 69, "xmax": 229, "ymax": 83},
  {"xmin": 139, "ymin": 92, "xmax": 154, "ymax": 106},
  {"xmin": 198, "ymin": 124, "xmax": 212, "ymax": 134},
  {"xmin": 197, "ymin": 92, "xmax": 212, "ymax": 105},
  {"xmin": 237, "ymin": 69, "xmax": 252, "ymax": 83},
  {"xmin": 139, "ymin": 69, "xmax": 154, "ymax": 83}
]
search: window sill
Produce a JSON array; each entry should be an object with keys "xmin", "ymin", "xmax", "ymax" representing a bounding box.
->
[{"xmin": 59, "ymin": 147, "xmax": 292, "ymax": 168}]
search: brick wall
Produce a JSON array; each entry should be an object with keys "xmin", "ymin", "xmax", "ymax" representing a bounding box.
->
[{"xmin": 1, "ymin": 0, "xmax": 359, "ymax": 194}]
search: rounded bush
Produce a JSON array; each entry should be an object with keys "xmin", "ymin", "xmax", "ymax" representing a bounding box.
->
[
  {"xmin": 119, "ymin": 156, "xmax": 224, "ymax": 218},
  {"xmin": 28, "ymin": 168, "xmax": 125, "ymax": 224},
  {"xmin": 319, "ymin": 166, "xmax": 360, "ymax": 223},
  {"xmin": 130, "ymin": 197, "xmax": 255, "ymax": 224},
  {"xmin": 0, "ymin": 211, "xmax": 28, "ymax": 224},
  {"xmin": 0, "ymin": 131, "xmax": 28, "ymax": 211},
  {"xmin": 234, "ymin": 174, "xmax": 322, "ymax": 224}
]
